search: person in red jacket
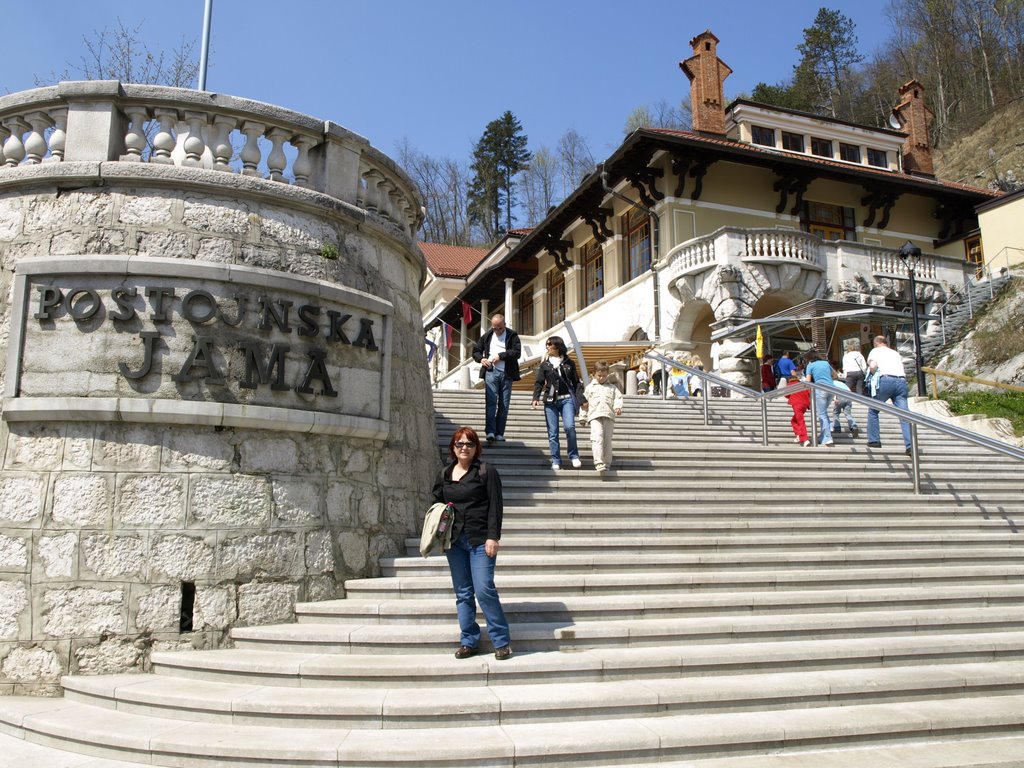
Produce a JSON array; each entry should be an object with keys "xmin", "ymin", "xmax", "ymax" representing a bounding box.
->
[
  {"xmin": 780, "ymin": 371, "xmax": 810, "ymax": 447},
  {"xmin": 760, "ymin": 355, "xmax": 777, "ymax": 392}
]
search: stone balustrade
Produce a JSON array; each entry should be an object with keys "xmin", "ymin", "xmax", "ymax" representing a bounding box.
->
[
  {"xmin": 0, "ymin": 81, "xmax": 423, "ymax": 237},
  {"xmin": 838, "ymin": 242, "xmax": 965, "ymax": 289},
  {"xmin": 743, "ymin": 229, "xmax": 822, "ymax": 265},
  {"xmin": 664, "ymin": 226, "xmax": 965, "ymax": 291},
  {"xmin": 666, "ymin": 227, "xmax": 826, "ymax": 277}
]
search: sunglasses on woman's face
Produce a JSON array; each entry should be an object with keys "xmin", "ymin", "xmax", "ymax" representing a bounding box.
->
[{"xmin": 454, "ymin": 441, "xmax": 476, "ymax": 449}]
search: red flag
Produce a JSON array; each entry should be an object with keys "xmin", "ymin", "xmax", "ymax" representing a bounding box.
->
[
  {"xmin": 443, "ymin": 322, "xmax": 452, "ymax": 350},
  {"xmin": 461, "ymin": 300, "xmax": 473, "ymax": 327}
]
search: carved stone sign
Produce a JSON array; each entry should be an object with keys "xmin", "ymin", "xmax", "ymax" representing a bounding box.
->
[{"xmin": 4, "ymin": 257, "xmax": 393, "ymax": 438}]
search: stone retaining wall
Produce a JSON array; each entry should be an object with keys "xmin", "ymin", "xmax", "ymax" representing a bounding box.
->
[{"xmin": 0, "ymin": 83, "xmax": 434, "ymax": 693}]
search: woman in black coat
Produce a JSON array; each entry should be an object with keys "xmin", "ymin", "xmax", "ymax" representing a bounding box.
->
[
  {"xmin": 531, "ymin": 335, "xmax": 585, "ymax": 470},
  {"xmin": 431, "ymin": 426, "xmax": 512, "ymax": 660}
]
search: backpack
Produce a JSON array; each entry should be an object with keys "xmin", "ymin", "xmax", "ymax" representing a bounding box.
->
[{"xmin": 772, "ymin": 360, "xmax": 782, "ymax": 380}]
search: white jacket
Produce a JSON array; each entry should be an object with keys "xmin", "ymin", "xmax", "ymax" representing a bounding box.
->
[{"xmin": 583, "ymin": 380, "xmax": 623, "ymax": 421}]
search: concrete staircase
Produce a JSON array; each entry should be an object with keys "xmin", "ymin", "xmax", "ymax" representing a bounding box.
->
[
  {"xmin": 2, "ymin": 392, "xmax": 1024, "ymax": 766},
  {"xmin": 901, "ymin": 273, "xmax": 1013, "ymax": 376}
]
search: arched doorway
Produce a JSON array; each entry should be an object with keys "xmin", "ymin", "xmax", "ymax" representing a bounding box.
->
[{"xmin": 671, "ymin": 299, "xmax": 715, "ymax": 370}]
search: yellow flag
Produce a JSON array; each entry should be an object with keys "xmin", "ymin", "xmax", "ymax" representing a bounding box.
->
[{"xmin": 755, "ymin": 324, "xmax": 764, "ymax": 359}]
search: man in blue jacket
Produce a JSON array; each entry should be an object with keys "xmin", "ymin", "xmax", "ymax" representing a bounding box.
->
[{"xmin": 472, "ymin": 313, "xmax": 522, "ymax": 443}]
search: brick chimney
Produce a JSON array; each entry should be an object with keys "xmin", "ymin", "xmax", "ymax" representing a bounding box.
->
[
  {"xmin": 679, "ymin": 30, "xmax": 732, "ymax": 135},
  {"xmin": 893, "ymin": 80, "xmax": 935, "ymax": 177}
]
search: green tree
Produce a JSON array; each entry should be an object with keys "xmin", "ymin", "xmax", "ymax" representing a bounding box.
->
[
  {"xmin": 468, "ymin": 111, "xmax": 531, "ymax": 242},
  {"xmin": 749, "ymin": 81, "xmax": 816, "ymax": 113},
  {"xmin": 795, "ymin": 7, "xmax": 864, "ymax": 119}
]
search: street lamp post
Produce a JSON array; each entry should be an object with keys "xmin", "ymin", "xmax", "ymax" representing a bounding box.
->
[{"xmin": 898, "ymin": 240, "xmax": 927, "ymax": 397}]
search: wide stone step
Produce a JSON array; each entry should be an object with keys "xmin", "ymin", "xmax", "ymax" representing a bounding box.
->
[
  {"xmin": 494, "ymin": 516, "xmax": 1020, "ymax": 533},
  {"xmin": 228, "ymin": 607, "xmax": 1024, "ymax": 654},
  {"xmin": 496, "ymin": 504, "xmax": 1024, "ymax": 519},
  {"xmin": 147, "ymin": 631, "xmax": 1024, "ymax": 688},
  {"xmin": 384, "ymin": 548, "xmax": 1024, "ymax": 571},
  {"xmin": 56, "ymin": 661, "xmax": 1024, "ymax": 730},
  {"xmin": 4, "ymin": 693, "xmax": 1024, "ymax": 766},
  {"xmin": 348, "ymin": 563, "xmax": 1024, "ymax": 597},
  {"xmin": 293, "ymin": 585, "xmax": 1024, "ymax": 625},
  {"xmin": 500, "ymin": 488, "xmax": 1023, "ymax": 504},
  {"xmin": 403, "ymin": 533, "xmax": 1024, "ymax": 554}
]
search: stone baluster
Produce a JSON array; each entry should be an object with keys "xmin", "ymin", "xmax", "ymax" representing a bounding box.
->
[
  {"xmin": 150, "ymin": 109, "xmax": 178, "ymax": 164},
  {"xmin": 362, "ymin": 168, "xmax": 381, "ymax": 212},
  {"xmin": 0, "ymin": 123, "xmax": 8, "ymax": 165},
  {"xmin": 265, "ymin": 127, "xmax": 290, "ymax": 182},
  {"xmin": 291, "ymin": 135, "xmax": 315, "ymax": 187},
  {"xmin": 383, "ymin": 181, "xmax": 399, "ymax": 221},
  {"xmin": 2, "ymin": 118, "xmax": 28, "ymax": 167},
  {"xmin": 379, "ymin": 180, "xmax": 392, "ymax": 216},
  {"xmin": 210, "ymin": 115, "xmax": 237, "ymax": 171},
  {"xmin": 240, "ymin": 121, "xmax": 265, "ymax": 177},
  {"xmin": 355, "ymin": 163, "xmax": 368, "ymax": 207},
  {"xmin": 181, "ymin": 111, "xmax": 208, "ymax": 167},
  {"xmin": 397, "ymin": 198, "xmax": 413, "ymax": 233},
  {"xmin": 46, "ymin": 108, "xmax": 67, "ymax": 163},
  {"xmin": 122, "ymin": 107, "xmax": 150, "ymax": 162},
  {"xmin": 22, "ymin": 112, "xmax": 53, "ymax": 164}
]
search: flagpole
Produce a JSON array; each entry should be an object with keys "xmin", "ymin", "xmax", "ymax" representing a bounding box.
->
[{"xmin": 198, "ymin": 0, "xmax": 213, "ymax": 91}]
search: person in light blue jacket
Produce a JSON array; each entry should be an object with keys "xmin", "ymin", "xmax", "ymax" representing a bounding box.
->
[{"xmin": 802, "ymin": 349, "xmax": 836, "ymax": 447}]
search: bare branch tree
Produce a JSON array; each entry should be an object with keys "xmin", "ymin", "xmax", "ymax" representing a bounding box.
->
[
  {"xmin": 520, "ymin": 146, "xmax": 559, "ymax": 226},
  {"xmin": 396, "ymin": 139, "xmax": 473, "ymax": 245},
  {"xmin": 36, "ymin": 18, "xmax": 199, "ymax": 87},
  {"xmin": 556, "ymin": 129, "xmax": 595, "ymax": 198}
]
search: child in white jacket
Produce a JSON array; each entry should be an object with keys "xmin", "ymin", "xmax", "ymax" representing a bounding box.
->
[{"xmin": 581, "ymin": 361, "xmax": 624, "ymax": 472}]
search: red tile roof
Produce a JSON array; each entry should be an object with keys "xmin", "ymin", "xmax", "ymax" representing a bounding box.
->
[
  {"xmin": 646, "ymin": 127, "xmax": 1000, "ymax": 197},
  {"xmin": 419, "ymin": 242, "xmax": 489, "ymax": 279},
  {"xmin": 508, "ymin": 227, "xmax": 534, "ymax": 235}
]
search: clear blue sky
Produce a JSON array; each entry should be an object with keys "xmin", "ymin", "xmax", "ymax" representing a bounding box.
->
[{"xmin": 4, "ymin": 1, "xmax": 898, "ymax": 165}]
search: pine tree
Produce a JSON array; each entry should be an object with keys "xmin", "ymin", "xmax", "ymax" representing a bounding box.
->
[
  {"xmin": 468, "ymin": 111, "xmax": 531, "ymax": 242},
  {"xmin": 795, "ymin": 7, "xmax": 864, "ymax": 119}
]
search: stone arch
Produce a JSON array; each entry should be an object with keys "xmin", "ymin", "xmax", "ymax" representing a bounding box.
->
[
  {"xmin": 750, "ymin": 288, "xmax": 807, "ymax": 320},
  {"xmin": 670, "ymin": 298, "xmax": 715, "ymax": 370}
]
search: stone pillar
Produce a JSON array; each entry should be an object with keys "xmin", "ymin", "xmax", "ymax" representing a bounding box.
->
[
  {"xmin": 57, "ymin": 81, "xmax": 126, "ymax": 162},
  {"xmin": 504, "ymin": 278, "xmax": 514, "ymax": 320},
  {"xmin": 480, "ymin": 300, "xmax": 489, "ymax": 334}
]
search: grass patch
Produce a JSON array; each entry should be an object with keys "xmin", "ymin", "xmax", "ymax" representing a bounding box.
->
[{"xmin": 937, "ymin": 391, "xmax": 1024, "ymax": 436}]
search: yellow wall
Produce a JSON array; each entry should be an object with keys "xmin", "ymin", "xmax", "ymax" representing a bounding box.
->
[{"xmin": 978, "ymin": 194, "xmax": 1024, "ymax": 270}]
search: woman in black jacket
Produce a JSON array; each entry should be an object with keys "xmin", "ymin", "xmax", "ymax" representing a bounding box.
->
[
  {"xmin": 531, "ymin": 335, "xmax": 585, "ymax": 470},
  {"xmin": 431, "ymin": 426, "xmax": 512, "ymax": 660}
]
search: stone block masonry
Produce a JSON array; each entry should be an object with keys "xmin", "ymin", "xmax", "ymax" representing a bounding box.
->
[{"xmin": 0, "ymin": 81, "xmax": 437, "ymax": 691}]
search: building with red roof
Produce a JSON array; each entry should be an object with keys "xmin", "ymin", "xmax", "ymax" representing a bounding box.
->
[{"xmin": 427, "ymin": 30, "xmax": 1007, "ymax": 390}]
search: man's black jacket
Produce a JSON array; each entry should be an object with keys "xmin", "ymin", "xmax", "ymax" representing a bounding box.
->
[{"xmin": 472, "ymin": 328, "xmax": 522, "ymax": 381}]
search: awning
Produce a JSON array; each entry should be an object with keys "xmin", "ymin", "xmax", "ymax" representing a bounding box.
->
[
  {"xmin": 710, "ymin": 300, "xmax": 921, "ymax": 343},
  {"xmin": 513, "ymin": 341, "xmax": 655, "ymax": 390}
]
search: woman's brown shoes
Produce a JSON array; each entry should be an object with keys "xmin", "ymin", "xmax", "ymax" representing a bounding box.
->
[
  {"xmin": 494, "ymin": 645, "xmax": 513, "ymax": 660},
  {"xmin": 454, "ymin": 645, "xmax": 477, "ymax": 659}
]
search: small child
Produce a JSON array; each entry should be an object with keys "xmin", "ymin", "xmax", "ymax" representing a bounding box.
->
[
  {"xmin": 780, "ymin": 370, "xmax": 810, "ymax": 447},
  {"xmin": 831, "ymin": 379, "xmax": 859, "ymax": 437},
  {"xmin": 636, "ymin": 363, "xmax": 650, "ymax": 395},
  {"xmin": 581, "ymin": 361, "xmax": 624, "ymax": 472}
]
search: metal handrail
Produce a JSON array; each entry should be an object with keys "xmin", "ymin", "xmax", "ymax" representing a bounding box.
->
[{"xmin": 645, "ymin": 352, "xmax": 1024, "ymax": 494}]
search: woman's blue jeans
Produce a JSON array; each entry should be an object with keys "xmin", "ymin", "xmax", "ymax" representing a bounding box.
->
[
  {"xmin": 445, "ymin": 533, "xmax": 510, "ymax": 649},
  {"xmin": 544, "ymin": 397, "xmax": 579, "ymax": 465}
]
